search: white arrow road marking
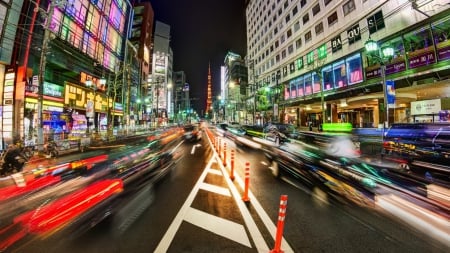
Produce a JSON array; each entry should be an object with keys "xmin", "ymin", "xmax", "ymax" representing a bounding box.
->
[
  {"xmin": 191, "ymin": 143, "xmax": 202, "ymax": 154},
  {"xmin": 184, "ymin": 207, "xmax": 251, "ymax": 247}
]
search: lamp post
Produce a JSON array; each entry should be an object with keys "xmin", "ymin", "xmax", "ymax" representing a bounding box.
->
[
  {"xmin": 364, "ymin": 38, "xmax": 394, "ymax": 128},
  {"xmin": 37, "ymin": 0, "xmax": 68, "ymax": 148}
]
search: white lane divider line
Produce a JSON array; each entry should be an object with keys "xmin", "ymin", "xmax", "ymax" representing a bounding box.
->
[
  {"xmin": 184, "ymin": 207, "xmax": 251, "ymax": 247},
  {"xmin": 215, "ymin": 153, "xmax": 270, "ymax": 252},
  {"xmin": 199, "ymin": 182, "xmax": 231, "ymax": 197},
  {"xmin": 219, "ymin": 156, "xmax": 294, "ymax": 252}
]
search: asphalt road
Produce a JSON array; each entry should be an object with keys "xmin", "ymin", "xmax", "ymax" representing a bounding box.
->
[{"xmin": 10, "ymin": 131, "xmax": 450, "ymax": 253}]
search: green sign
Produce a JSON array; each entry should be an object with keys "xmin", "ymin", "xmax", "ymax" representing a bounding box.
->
[
  {"xmin": 307, "ymin": 51, "xmax": 314, "ymax": 65},
  {"xmin": 318, "ymin": 44, "xmax": 327, "ymax": 59},
  {"xmin": 43, "ymin": 82, "xmax": 64, "ymax": 97}
]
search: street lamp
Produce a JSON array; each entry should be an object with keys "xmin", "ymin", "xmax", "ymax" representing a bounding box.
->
[{"xmin": 365, "ymin": 38, "xmax": 394, "ymax": 128}]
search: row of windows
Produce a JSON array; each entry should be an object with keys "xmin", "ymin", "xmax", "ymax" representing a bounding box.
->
[{"xmin": 250, "ymin": 0, "xmax": 357, "ymax": 78}]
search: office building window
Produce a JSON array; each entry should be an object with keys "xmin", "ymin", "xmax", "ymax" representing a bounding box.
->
[
  {"xmin": 301, "ymin": 0, "xmax": 307, "ymax": 8},
  {"xmin": 305, "ymin": 31, "xmax": 312, "ymax": 42},
  {"xmin": 328, "ymin": 11, "xmax": 338, "ymax": 26},
  {"xmin": 312, "ymin": 3, "xmax": 320, "ymax": 16},
  {"xmin": 294, "ymin": 21, "xmax": 300, "ymax": 32},
  {"xmin": 303, "ymin": 13, "xmax": 309, "ymax": 25},
  {"xmin": 292, "ymin": 6, "xmax": 298, "ymax": 16},
  {"xmin": 295, "ymin": 38, "xmax": 302, "ymax": 49},
  {"xmin": 324, "ymin": 0, "xmax": 333, "ymax": 6},
  {"xmin": 315, "ymin": 22, "xmax": 324, "ymax": 35},
  {"xmin": 287, "ymin": 29, "xmax": 292, "ymax": 38},
  {"xmin": 343, "ymin": 0, "xmax": 356, "ymax": 16},
  {"xmin": 288, "ymin": 44, "xmax": 294, "ymax": 54}
]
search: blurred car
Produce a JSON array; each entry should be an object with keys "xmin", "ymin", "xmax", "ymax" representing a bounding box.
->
[
  {"xmin": 263, "ymin": 123, "xmax": 299, "ymax": 144},
  {"xmin": 183, "ymin": 124, "xmax": 202, "ymax": 142},
  {"xmin": 383, "ymin": 123, "xmax": 450, "ymax": 183},
  {"xmin": 242, "ymin": 125, "xmax": 265, "ymax": 138},
  {"xmin": 264, "ymin": 138, "xmax": 374, "ymax": 206}
]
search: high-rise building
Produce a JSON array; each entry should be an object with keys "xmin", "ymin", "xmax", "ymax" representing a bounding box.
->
[
  {"xmin": 223, "ymin": 51, "xmax": 248, "ymax": 123},
  {"xmin": 130, "ymin": 0, "xmax": 155, "ymax": 124},
  {"xmin": 246, "ymin": 0, "xmax": 450, "ymax": 127},
  {"xmin": 150, "ymin": 21, "xmax": 173, "ymax": 125}
]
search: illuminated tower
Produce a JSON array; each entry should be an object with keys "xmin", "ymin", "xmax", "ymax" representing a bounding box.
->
[{"xmin": 206, "ymin": 63, "xmax": 213, "ymax": 115}]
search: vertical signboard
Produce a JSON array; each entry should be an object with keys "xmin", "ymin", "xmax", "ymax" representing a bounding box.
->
[
  {"xmin": 386, "ymin": 80, "xmax": 396, "ymax": 105},
  {"xmin": 2, "ymin": 70, "xmax": 14, "ymax": 142}
]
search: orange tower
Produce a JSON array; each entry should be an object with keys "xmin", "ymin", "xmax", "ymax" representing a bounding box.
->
[{"xmin": 206, "ymin": 63, "xmax": 213, "ymax": 114}]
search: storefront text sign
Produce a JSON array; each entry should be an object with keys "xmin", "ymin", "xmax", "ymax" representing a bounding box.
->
[
  {"xmin": 43, "ymin": 82, "xmax": 64, "ymax": 97},
  {"xmin": 408, "ymin": 51, "xmax": 436, "ymax": 68},
  {"xmin": 411, "ymin": 99, "xmax": 442, "ymax": 115}
]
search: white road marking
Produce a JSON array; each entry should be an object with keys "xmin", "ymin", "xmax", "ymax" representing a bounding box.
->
[
  {"xmin": 224, "ymin": 159, "xmax": 294, "ymax": 252},
  {"xmin": 184, "ymin": 207, "xmax": 251, "ymax": 247},
  {"xmin": 215, "ymin": 154, "xmax": 270, "ymax": 252},
  {"xmin": 190, "ymin": 144, "xmax": 202, "ymax": 154},
  {"xmin": 155, "ymin": 156, "xmax": 253, "ymax": 251},
  {"xmin": 199, "ymin": 182, "xmax": 231, "ymax": 197},
  {"xmin": 207, "ymin": 167, "xmax": 222, "ymax": 175},
  {"xmin": 155, "ymin": 157, "xmax": 215, "ymax": 252}
]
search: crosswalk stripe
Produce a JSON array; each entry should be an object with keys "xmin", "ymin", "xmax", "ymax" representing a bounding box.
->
[
  {"xmin": 199, "ymin": 182, "xmax": 231, "ymax": 197},
  {"xmin": 184, "ymin": 207, "xmax": 251, "ymax": 247}
]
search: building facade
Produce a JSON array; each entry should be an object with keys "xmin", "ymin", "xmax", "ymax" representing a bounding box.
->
[
  {"xmin": 222, "ymin": 51, "xmax": 248, "ymax": 124},
  {"xmin": 150, "ymin": 20, "xmax": 173, "ymax": 125},
  {"xmin": 246, "ymin": 0, "xmax": 450, "ymax": 128}
]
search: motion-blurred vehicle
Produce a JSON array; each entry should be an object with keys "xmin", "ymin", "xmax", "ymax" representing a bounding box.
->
[
  {"xmin": 264, "ymin": 136, "xmax": 374, "ymax": 206},
  {"xmin": 183, "ymin": 124, "xmax": 202, "ymax": 142},
  {"xmin": 242, "ymin": 124, "xmax": 265, "ymax": 138},
  {"xmin": 263, "ymin": 123, "xmax": 299, "ymax": 144},
  {"xmin": 383, "ymin": 123, "xmax": 450, "ymax": 183}
]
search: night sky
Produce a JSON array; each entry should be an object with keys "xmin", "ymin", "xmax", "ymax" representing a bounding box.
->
[{"xmin": 148, "ymin": 0, "xmax": 247, "ymax": 115}]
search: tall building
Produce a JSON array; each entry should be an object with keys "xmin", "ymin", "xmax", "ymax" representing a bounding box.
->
[
  {"xmin": 130, "ymin": 0, "xmax": 155, "ymax": 124},
  {"xmin": 206, "ymin": 63, "xmax": 213, "ymax": 117},
  {"xmin": 246, "ymin": 0, "xmax": 450, "ymax": 127},
  {"xmin": 1, "ymin": 0, "xmax": 133, "ymax": 147},
  {"xmin": 173, "ymin": 70, "xmax": 191, "ymax": 122},
  {"xmin": 223, "ymin": 51, "xmax": 248, "ymax": 123},
  {"xmin": 150, "ymin": 20, "xmax": 173, "ymax": 125}
]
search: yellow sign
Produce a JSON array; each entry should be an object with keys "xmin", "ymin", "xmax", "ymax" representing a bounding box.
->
[{"xmin": 65, "ymin": 83, "xmax": 112, "ymax": 112}]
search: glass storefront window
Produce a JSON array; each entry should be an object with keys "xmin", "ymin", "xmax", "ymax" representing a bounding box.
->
[
  {"xmin": 304, "ymin": 74, "xmax": 312, "ymax": 95},
  {"xmin": 290, "ymin": 80, "xmax": 297, "ymax": 98},
  {"xmin": 333, "ymin": 60, "xmax": 347, "ymax": 88},
  {"xmin": 297, "ymin": 76, "xmax": 304, "ymax": 97},
  {"xmin": 346, "ymin": 53, "xmax": 363, "ymax": 85},
  {"xmin": 384, "ymin": 38, "xmax": 407, "ymax": 75},
  {"xmin": 432, "ymin": 17, "xmax": 450, "ymax": 61},
  {"xmin": 322, "ymin": 65, "xmax": 333, "ymax": 90},
  {"xmin": 284, "ymin": 86, "xmax": 290, "ymax": 100},
  {"xmin": 404, "ymin": 26, "xmax": 436, "ymax": 68},
  {"xmin": 312, "ymin": 72, "xmax": 321, "ymax": 93}
]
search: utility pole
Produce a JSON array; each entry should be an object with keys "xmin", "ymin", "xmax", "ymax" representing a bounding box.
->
[{"xmin": 37, "ymin": 0, "xmax": 66, "ymax": 148}]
